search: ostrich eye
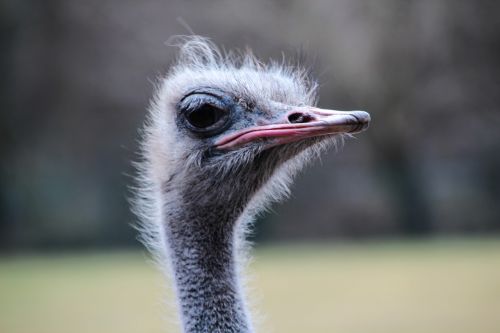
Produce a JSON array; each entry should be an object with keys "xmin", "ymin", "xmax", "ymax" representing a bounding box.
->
[
  {"xmin": 179, "ymin": 93, "xmax": 232, "ymax": 137},
  {"xmin": 186, "ymin": 104, "xmax": 226, "ymax": 129}
]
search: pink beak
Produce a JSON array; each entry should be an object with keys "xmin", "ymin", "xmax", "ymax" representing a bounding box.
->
[{"xmin": 215, "ymin": 107, "xmax": 370, "ymax": 150}]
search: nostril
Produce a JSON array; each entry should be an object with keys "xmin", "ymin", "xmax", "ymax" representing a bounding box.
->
[{"xmin": 288, "ymin": 112, "xmax": 314, "ymax": 124}]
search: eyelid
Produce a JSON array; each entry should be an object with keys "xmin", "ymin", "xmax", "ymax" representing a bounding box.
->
[
  {"xmin": 179, "ymin": 93, "xmax": 224, "ymax": 112},
  {"xmin": 185, "ymin": 101, "xmax": 225, "ymax": 116},
  {"xmin": 182, "ymin": 96, "xmax": 226, "ymax": 112},
  {"xmin": 179, "ymin": 88, "xmax": 225, "ymax": 103}
]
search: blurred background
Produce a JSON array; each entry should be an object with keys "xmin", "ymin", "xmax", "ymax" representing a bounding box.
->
[{"xmin": 1, "ymin": 1, "xmax": 499, "ymax": 333}]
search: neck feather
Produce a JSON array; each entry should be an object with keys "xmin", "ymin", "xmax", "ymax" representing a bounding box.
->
[
  {"xmin": 166, "ymin": 205, "xmax": 253, "ymax": 333},
  {"xmin": 160, "ymin": 166, "xmax": 262, "ymax": 333},
  {"xmin": 147, "ymin": 147, "xmax": 301, "ymax": 333}
]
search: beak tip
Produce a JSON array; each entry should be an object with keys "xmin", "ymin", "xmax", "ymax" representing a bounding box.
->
[
  {"xmin": 352, "ymin": 110, "xmax": 371, "ymax": 124},
  {"xmin": 348, "ymin": 110, "xmax": 371, "ymax": 134}
]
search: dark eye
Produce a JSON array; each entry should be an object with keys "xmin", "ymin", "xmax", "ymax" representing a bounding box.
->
[
  {"xmin": 179, "ymin": 92, "xmax": 233, "ymax": 137},
  {"xmin": 186, "ymin": 104, "xmax": 226, "ymax": 129}
]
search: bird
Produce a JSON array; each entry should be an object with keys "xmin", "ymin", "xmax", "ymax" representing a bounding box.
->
[{"xmin": 133, "ymin": 36, "xmax": 370, "ymax": 333}]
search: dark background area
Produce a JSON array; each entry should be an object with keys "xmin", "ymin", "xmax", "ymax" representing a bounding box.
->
[{"xmin": 1, "ymin": 0, "xmax": 499, "ymax": 252}]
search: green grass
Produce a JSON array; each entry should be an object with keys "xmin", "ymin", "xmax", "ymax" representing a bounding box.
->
[{"xmin": 1, "ymin": 239, "xmax": 500, "ymax": 333}]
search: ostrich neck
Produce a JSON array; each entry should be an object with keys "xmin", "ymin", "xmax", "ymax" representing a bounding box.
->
[{"xmin": 163, "ymin": 180, "xmax": 256, "ymax": 333}]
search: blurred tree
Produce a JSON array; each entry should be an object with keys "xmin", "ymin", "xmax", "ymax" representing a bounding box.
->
[
  {"xmin": 1, "ymin": 0, "xmax": 499, "ymax": 251},
  {"xmin": 0, "ymin": 0, "xmax": 21, "ymax": 250}
]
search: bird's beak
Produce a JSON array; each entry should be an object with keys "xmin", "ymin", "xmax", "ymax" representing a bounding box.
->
[{"xmin": 215, "ymin": 106, "xmax": 370, "ymax": 150}]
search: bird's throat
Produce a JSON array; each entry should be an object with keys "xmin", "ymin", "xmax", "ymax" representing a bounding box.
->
[
  {"xmin": 164, "ymin": 198, "xmax": 254, "ymax": 333},
  {"xmin": 160, "ymin": 151, "xmax": 283, "ymax": 333}
]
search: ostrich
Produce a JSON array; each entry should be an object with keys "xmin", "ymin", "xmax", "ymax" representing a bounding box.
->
[{"xmin": 134, "ymin": 36, "xmax": 370, "ymax": 333}]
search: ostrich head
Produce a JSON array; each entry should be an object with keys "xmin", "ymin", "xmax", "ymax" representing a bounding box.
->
[{"xmin": 136, "ymin": 37, "xmax": 370, "ymax": 333}]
